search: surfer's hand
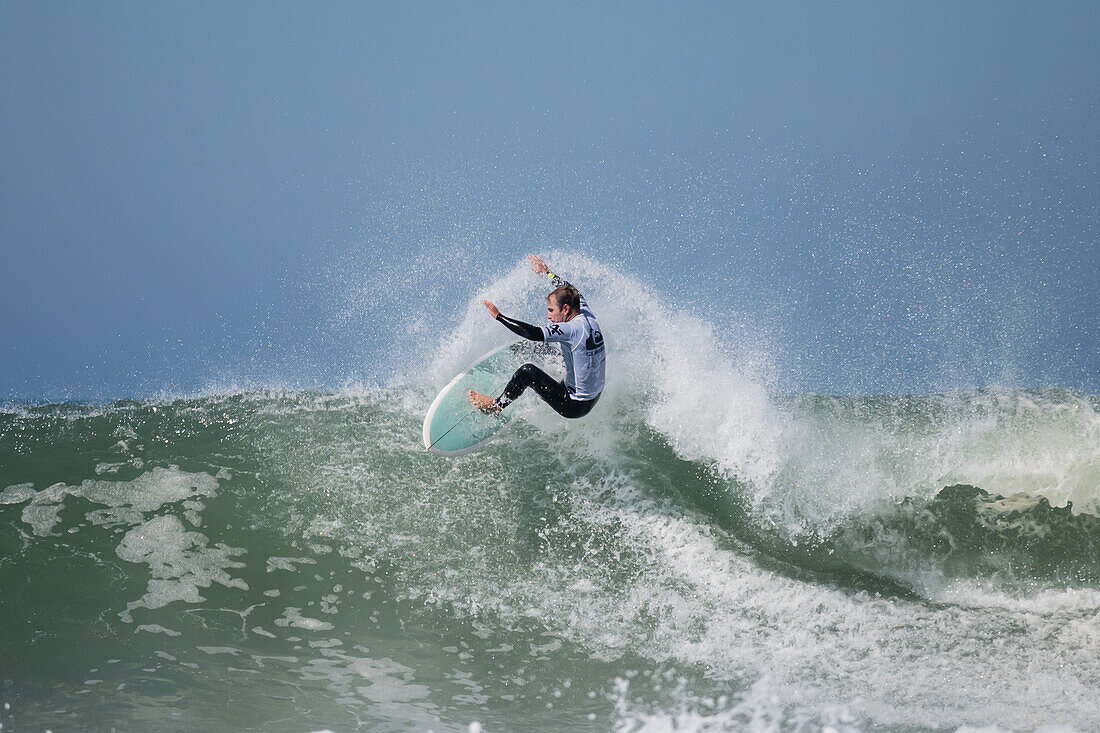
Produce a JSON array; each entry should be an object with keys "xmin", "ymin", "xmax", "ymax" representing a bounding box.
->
[
  {"xmin": 527, "ymin": 255, "xmax": 549, "ymax": 275},
  {"xmin": 480, "ymin": 300, "xmax": 501, "ymax": 319}
]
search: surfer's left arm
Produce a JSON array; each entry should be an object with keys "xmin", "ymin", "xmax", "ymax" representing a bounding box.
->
[{"xmin": 480, "ymin": 300, "xmax": 545, "ymax": 341}]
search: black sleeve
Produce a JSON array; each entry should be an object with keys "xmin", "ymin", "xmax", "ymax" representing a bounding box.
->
[{"xmin": 496, "ymin": 313, "xmax": 545, "ymax": 341}]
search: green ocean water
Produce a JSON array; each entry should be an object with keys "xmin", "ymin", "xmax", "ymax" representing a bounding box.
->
[{"xmin": 2, "ymin": 381, "xmax": 1099, "ymax": 732}]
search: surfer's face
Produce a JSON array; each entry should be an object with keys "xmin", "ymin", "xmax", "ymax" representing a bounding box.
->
[{"xmin": 546, "ymin": 298, "xmax": 572, "ymax": 323}]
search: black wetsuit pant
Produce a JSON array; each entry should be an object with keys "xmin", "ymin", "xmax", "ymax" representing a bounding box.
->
[{"xmin": 498, "ymin": 363, "xmax": 600, "ymax": 419}]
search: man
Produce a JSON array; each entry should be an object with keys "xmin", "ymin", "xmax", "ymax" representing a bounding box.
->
[{"xmin": 468, "ymin": 255, "xmax": 606, "ymax": 418}]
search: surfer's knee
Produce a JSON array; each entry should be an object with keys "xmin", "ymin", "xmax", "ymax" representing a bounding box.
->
[
  {"xmin": 501, "ymin": 363, "xmax": 541, "ymax": 406},
  {"xmin": 516, "ymin": 362, "xmax": 539, "ymax": 380}
]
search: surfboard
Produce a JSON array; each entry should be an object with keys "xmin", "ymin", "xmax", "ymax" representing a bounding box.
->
[{"xmin": 423, "ymin": 341, "xmax": 561, "ymax": 456}]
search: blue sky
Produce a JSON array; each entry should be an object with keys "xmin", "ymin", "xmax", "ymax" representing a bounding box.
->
[{"xmin": 2, "ymin": 2, "xmax": 1097, "ymax": 400}]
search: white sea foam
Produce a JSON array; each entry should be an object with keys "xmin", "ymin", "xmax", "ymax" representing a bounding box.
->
[
  {"xmin": 610, "ymin": 675, "xmax": 861, "ymax": 733},
  {"xmin": 13, "ymin": 467, "xmax": 218, "ymax": 537},
  {"xmin": 116, "ymin": 514, "xmax": 247, "ymax": 622},
  {"xmin": 426, "ymin": 475, "xmax": 1098, "ymax": 729},
  {"xmin": 294, "ymin": 651, "xmax": 442, "ymax": 726},
  {"xmin": 135, "ymin": 624, "xmax": 182, "ymax": 637},
  {"xmin": 0, "ymin": 483, "xmax": 36, "ymax": 504},
  {"xmin": 275, "ymin": 607, "xmax": 335, "ymax": 632},
  {"xmin": 267, "ymin": 556, "xmax": 318, "ymax": 572}
]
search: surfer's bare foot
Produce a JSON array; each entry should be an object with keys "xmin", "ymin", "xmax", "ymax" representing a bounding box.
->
[{"xmin": 468, "ymin": 390, "xmax": 502, "ymax": 414}]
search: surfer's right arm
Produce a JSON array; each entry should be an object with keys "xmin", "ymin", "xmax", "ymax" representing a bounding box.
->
[
  {"xmin": 527, "ymin": 255, "xmax": 589, "ymax": 308},
  {"xmin": 479, "ymin": 300, "xmax": 545, "ymax": 342},
  {"xmin": 528, "ymin": 255, "xmax": 565, "ymax": 287}
]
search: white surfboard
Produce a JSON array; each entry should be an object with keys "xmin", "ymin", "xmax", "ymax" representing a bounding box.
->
[{"xmin": 423, "ymin": 341, "xmax": 561, "ymax": 456}]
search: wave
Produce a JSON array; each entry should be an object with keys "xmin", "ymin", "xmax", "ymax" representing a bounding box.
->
[
  {"xmin": 3, "ymin": 256, "xmax": 1099, "ymax": 729},
  {"xmin": 4, "ymin": 257, "xmax": 1099, "ymax": 604}
]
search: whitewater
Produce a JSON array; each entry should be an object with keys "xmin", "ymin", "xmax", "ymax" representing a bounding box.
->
[{"xmin": 2, "ymin": 255, "xmax": 1099, "ymax": 731}]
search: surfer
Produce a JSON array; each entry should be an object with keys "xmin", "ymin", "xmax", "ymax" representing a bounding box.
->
[{"xmin": 469, "ymin": 255, "xmax": 605, "ymax": 418}]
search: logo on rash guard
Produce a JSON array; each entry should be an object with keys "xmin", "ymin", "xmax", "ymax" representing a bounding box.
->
[
  {"xmin": 585, "ymin": 329, "xmax": 604, "ymax": 351},
  {"xmin": 549, "ymin": 324, "xmax": 563, "ymax": 336}
]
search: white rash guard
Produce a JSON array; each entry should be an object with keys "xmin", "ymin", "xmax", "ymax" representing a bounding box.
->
[{"xmin": 539, "ymin": 288, "xmax": 606, "ymax": 400}]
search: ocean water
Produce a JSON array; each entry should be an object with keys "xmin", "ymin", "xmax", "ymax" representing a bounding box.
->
[{"xmin": 3, "ymin": 262, "xmax": 1099, "ymax": 732}]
